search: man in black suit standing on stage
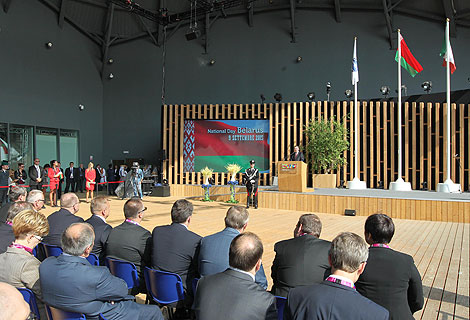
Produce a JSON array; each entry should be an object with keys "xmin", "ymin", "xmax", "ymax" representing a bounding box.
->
[
  {"xmin": 271, "ymin": 213, "xmax": 331, "ymax": 297},
  {"xmin": 356, "ymin": 214, "xmax": 423, "ymax": 319},
  {"xmin": 244, "ymin": 160, "xmax": 259, "ymax": 209},
  {"xmin": 28, "ymin": 158, "xmax": 44, "ymax": 191},
  {"xmin": 65, "ymin": 162, "xmax": 78, "ymax": 193},
  {"xmin": 289, "ymin": 145, "xmax": 305, "ymax": 162},
  {"xmin": 284, "ymin": 232, "xmax": 389, "ymax": 320},
  {"xmin": 194, "ymin": 232, "xmax": 277, "ymax": 320}
]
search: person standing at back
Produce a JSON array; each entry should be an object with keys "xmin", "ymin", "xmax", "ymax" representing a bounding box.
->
[
  {"xmin": 355, "ymin": 213, "xmax": 424, "ymax": 319},
  {"xmin": 28, "ymin": 158, "xmax": 44, "ymax": 192}
]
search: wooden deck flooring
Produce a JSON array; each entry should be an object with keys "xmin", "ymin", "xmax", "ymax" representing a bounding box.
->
[{"xmin": 41, "ymin": 195, "xmax": 469, "ymax": 320}]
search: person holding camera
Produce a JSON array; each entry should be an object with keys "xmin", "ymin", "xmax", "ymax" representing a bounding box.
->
[{"xmin": 130, "ymin": 162, "xmax": 144, "ymax": 199}]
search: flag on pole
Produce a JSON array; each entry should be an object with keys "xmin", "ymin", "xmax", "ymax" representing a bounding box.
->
[
  {"xmin": 352, "ymin": 37, "xmax": 359, "ymax": 85},
  {"xmin": 395, "ymin": 34, "xmax": 423, "ymax": 77},
  {"xmin": 440, "ymin": 22, "xmax": 456, "ymax": 74}
]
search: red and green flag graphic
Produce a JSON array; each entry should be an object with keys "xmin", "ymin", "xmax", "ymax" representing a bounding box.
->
[{"xmin": 395, "ymin": 34, "xmax": 423, "ymax": 77}]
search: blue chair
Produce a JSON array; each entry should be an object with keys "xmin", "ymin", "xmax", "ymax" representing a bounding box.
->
[
  {"xmin": 144, "ymin": 267, "xmax": 185, "ymax": 319},
  {"xmin": 32, "ymin": 246, "xmax": 38, "ymax": 258},
  {"xmin": 18, "ymin": 288, "xmax": 40, "ymax": 320},
  {"xmin": 86, "ymin": 253, "xmax": 99, "ymax": 266},
  {"xmin": 45, "ymin": 304, "xmax": 86, "ymax": 320},
  {"xmin": 105, "ymin": 257, "xmax": 139, "ymax": 290},
  {"xmin": 275, "ymin": 296, "xmax": 287, "ymax": 320},
  {"xmin": 42, "ymin": 243, "xmax": 63, "ymax": 258}
]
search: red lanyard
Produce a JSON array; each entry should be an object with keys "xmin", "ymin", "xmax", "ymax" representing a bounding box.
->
[
  {"xmin": 325, "ymin": 276, "xmax": 355, "ymax": 289},
  {"xmin": 9, "ymin": 243, "xmax": 33, "ymax": 254}
]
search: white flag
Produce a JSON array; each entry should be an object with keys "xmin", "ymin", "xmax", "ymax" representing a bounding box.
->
[{"xmin": 352, "ymin": 37, "xmax": 359, "ymax": 85}]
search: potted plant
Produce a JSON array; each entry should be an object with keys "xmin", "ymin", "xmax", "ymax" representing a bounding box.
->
[
  {"xmin": 200, "ymin": 166, "xmax": 214, "ymax": 201},
  {"xmin": 225, "ymin": 163, "xmax": 241, "ymax": 203},
  {"xmin": 304, "ymin": 116, "xmax": 349, "ymax": 188}
]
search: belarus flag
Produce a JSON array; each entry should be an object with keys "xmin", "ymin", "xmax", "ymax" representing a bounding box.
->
[
  {"xmin": 440, "ymin": 21, "xmax": 456, "ymax": 74},
  {"xmin": 395, "ymin": 34, "xmax": 423, "ymax": 77}
]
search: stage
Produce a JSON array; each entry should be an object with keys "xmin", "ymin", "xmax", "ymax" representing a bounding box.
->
[{"xmin": 168, "ymin": 184, "xmax": 470, "ymax": 223}]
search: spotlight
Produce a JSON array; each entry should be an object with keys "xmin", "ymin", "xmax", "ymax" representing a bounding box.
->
[
  {"xmin": 45, "ymin": 42, "xmax": 53, "ymax": 49},
  {"xmin": 260, "ymin": 94, "xmax": 266, "ymax": 104},
  {"xmin": 338, "ymin": 180, "xmax": 345, "ymax": 189},
  {"xmin": 108, "ymin": 73, "xmax": 114, "ymax": 79},
  {"xmin": 208, "ymin": 59, "xmax": 216, "ymax": 66},
  {"xmin": 78, "ymin": 104, "xmax": 85, "ymax": 111},
  {"xmin": 395, "ymin": 84, "xmax": 407, "ymax": 96},
  {"xmin": 377, "ymin": 181, "xmax": 384, "ymax": 189},
  {"xmin": 185, "ymin": 27, "xmax": 201, "ymax": 41},
  {"xmin": 274, "ymin": 93, "xmax": 283, "ymax": 102},
  {"xmin": 296, "ymin": 56, "xmax": 302, "ymax": 63},
  {"xmin": 344, "ymin": 89, "xmax": 353, "ymax": 100},
  {"xmin": 108, "ymin": 58, "xmax": 114, "ymax": 64},
  {"xmin": 380, "ymin": 86, "xmax": 390, "ymax": 98},
  {"xmin": 420, "ymin": 181, "xmax": 428, "ymax": 191},
  {"xmin": 307, "ymin": 92, "xmax": 315, "ymax": 101},
  {"xmin": 421, "ymin": 81, "xmax": 432, "ymax": 94},
  {"xmin": 326, "ymin": 82, "xmax": 332, "ymax": 102}
]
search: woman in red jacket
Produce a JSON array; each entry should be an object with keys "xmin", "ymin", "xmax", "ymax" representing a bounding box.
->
[
  {"xmin": 85, "ymin": 162, "xmax": 96, "ymax": 202},
  {"xmin": 48, "ymin": 160, "xmax": 62, "ymax": 206}
]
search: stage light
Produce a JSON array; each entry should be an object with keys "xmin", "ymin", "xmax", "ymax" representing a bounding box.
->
[
  {"xmin": 260, "ymin": 94, "xmax": 266, "ymax": 103},
  {"xmin": 108, "ymin": 58, "xmax": 114, "ymax": 64},
  {"xmin": 421, "ymin": 81, "xmax": 432, "ymax": 93},
  {"xmin": 338, "ymin": 180, "xmax": 345, "ymax": 189},
  {"xmin": 108, "ymin": 73, "xmax": 114, "ymax": 79},
  {"xmin": 274, "ymin": 93, "xmax": 283, "ymax": 102},
  {"xmin": 45, "ymin": 42, "xmax": 53, "ymax": 49},
  {"xmin": 78, "ymin": 104, "xmax": 85, "ymax": 111},
  {"xmin": 395, "ymin": 84, "xmax": 407, "ymax": 96},
  {"xmin": 380, "ymin": 86, "xmax": 390, "ymax": 98},
  {"xmin": 344, "ymin": 89, "xmax": 353, "ymax": 99},
  {"xmin": 326, "ymin": 82, "xmax": 332, "ymax": 102},
  {"xmin": 307, "ymin": 92, "xmax": 315, "ymax": 101},
  {"xmin": 185, "ymin": 27, "xmax": 201, "ymax": 41},
  {"xmin": 209, "ymin": 59, "xmax": 216, "ymax": 66},
  {"xmin": 296, "ymin": 56, "xmax": 302, "ymax": 63},
  {"xmin": 377, "ymin": 181, "xmax": 384, "ymax": 189},
  {"xmin": 420, "ymin": 181, "xmax": 428, "ymax": 191}
]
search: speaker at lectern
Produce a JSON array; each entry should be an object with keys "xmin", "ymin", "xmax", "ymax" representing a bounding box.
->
[{"xmin": 277, "ymin": 161, "xmax": 309, "ymax": 192}]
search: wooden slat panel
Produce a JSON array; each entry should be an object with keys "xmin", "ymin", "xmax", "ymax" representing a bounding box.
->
[
  {"xmin": 383, "ymin": 102, "xmax": 388, "ymax": 188},
  {"xmin": 436, "ymin": 103, "xmax": 441, "ymax": 189},
  {"xmin": 168, "ymin": 105, "xmax": 174, "ymax": 184},
  {"xmin": 459, "ymin": 104, "xmax": 464, "ymax": 191},
  {"xmin": 390, "ymin": 102, "xmax": 395, "ymax": 183},
  {"xmin": 369, "ymin": 101, "xmax": 374, "ymax": 187},
  {"xmin": 419, "ymin": 103, "xmax": 424, "ymax": 189},
  {"xmin": 287, "ymin": 103, "xmax": 291, "ymax": 154},
  {"xmin": 411, "ymin": 102, "xmax": 417, "ymax": 189},
  {"xmin": 376, "ymin": 101, "xmax": 381, "ymax": 187},
  {"xmin": 163, "ymin": 105, "xmax": 168, "ymax": 182},
  {"xmin": 179, "ymin": 105, "xmax": 184, "ymax": 184},
  {"xmin": 404, "ymin": 102, "xmax": 410, "ymax": 182},
  {"xmin": 427, "ymin": 103, "xmax": 432, "ymax": 190},
  {"xmin": 362, "ymin": 101, "xmax": 367, "ymax": 185},
  {"xmin": 281, "ymin": 103, "xmax": 285, "ymax": 163}
]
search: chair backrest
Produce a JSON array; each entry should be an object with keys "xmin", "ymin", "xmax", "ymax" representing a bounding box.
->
[
  {"xmin": 143, "ymin": 267, "xmax": 185, "ymax": 305},
  {"xmin": 86, "ymin": 253, "xmax": 99, "ymax": 266},
  {"xmin": 32, "ymin": 246, "xmax": 38, "ymax": 258},
  {"xmin": 45, "ymin": 304, "xmax": 86, "ymax": 320},
  {"xmin": 18, "ymin": 287, "xmax": 40, "ymax": 320},
  {"xmin": 192, "ymin": 277, "xmax": 200, "ymax": 296},
  {"xmin": 105, "ymin": 257, "xmax": 139, "ymax": 289},
  {"xmin": 42, "ymin": 243, "xmax": 63, "ymax": 258},
  {"xmin": 275, "ymin": 296, "xmax": 287, "ymax": 320}
]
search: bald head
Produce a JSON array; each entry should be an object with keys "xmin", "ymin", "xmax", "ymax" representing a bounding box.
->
[
  {"xmin": 61, "ymin": 223, "xmax": 95, "ymax": 257},
  {"xmin": 0, "ymin": 282, "xmax": 30, "ymax": 320},
  {"xmin": 229, "ymin": 232, "xmax": 263, "ymax": 272},
  {"xmin": 60, "ymin": 193, "xmax": 80, "ymax": 213}
]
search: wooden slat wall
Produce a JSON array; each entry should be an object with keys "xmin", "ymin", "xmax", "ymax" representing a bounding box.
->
[{"xmin": 163, "ymin": 102, "xmax": 470, "ymax": 191}]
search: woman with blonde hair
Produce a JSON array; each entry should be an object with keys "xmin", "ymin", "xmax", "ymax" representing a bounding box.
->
[
  {"xmin": 0, "ymin": 209, "xmax": 49, "ymax": 319},
  {"xmin": 85, "ymin": 162, "xmax": 96, "ymax": 202}
]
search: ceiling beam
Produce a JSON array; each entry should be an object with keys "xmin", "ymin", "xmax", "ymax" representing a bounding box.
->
[
  {"xmin": 59, "ymin": 0, "xmax": 67, "ymax": 28},
  {"xmin": 334, "ymin": 0, "xmax": 341, "ymax": 23},
  {"xmin": 101, "ymin": 3, "xmax": 115, "ymax": 79},
  {"xmin": 3, "ymin": 0, "xmax": 12, "ymax": 13},
  {"xmin": 289, "ymin": 0, "xmax": 296, "ymax": 43},
  {"xmin": 247, "ymin": 2, "xmax": 254, "ymax": 27},
  {"xmin": 382, "ymin": 0, "xmax": 394, "ymax": 49},
  {"xmin": 138, "ymin": 16, "xmax": 159, "ymax": 47}
]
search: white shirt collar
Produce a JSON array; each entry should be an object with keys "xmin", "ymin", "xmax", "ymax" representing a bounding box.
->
[
  {"xmin": 94, "ymin": 215, "xmax": 107, "ymax": 223},
  {"xmin": 179, "ymin": 223, "xmax": 188, "ymax": 230},
  {"xmin": 62, "ymin": 252, "xmax": 87, "ymax": 260},
  {"xmin": 229, "ymin": 267, "xmax": 255, "ymax": 281}
]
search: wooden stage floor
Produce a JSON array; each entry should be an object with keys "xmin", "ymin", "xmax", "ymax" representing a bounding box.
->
[{"xmin": 41, "ymin": 194, "xmax": 469, "ymax": 320}]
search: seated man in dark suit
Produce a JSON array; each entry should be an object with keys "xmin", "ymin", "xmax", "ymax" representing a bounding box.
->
[
  {"xmin": 106, "ymin": 198, "xmax": 151, "ymax": 295},
  {"xmin": 194, "ymin": 232, "xmax": 277, "ymax": 320},
  {"xmin": 356, "ymin": 214, "xmax": 424, "ymax": 319},
  {"xmin": 0, "ymin": 186, "xmax": 27, "ymax": 223},
  {"xmin": 285, "ymin": 232, "xmax": 389, "ymax": 320},
  {"xmin": 40, "ymin": 223, "xmax": 163, "ymax": 320},
  {"xmin": 152, "ymin": 199, "xmax": 201, "ymax": 304},
  {"xmin": 0, "ymin": 202, "xmax": 33, "ymax": 253},
  {"xmin": 85, "ymin": 196, "xmax": 112, "ymax": 265},
  {"xmin": 43, "ymin": 193, "xmax": 84, "ymax": 247},
  {"xmin": 271, "ymin": 213, "xmax": 331, "ymax": 297},
  {"xmin": 198, "ymin": 206, "xmax": 268, "ymax": 289}
]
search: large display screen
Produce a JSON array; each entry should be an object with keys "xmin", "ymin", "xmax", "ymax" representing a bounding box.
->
[{"xmin": 183, "ymin": 119, "xmax": 270, "ymax": 173}]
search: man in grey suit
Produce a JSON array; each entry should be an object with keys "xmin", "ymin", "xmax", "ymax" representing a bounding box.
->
[
  {"xmin": 271, "ymin": 213, "xmax": 331, "ymax": 297},
  {"xmin": 198, "ymin": 206, "xmax": 268, "ymax": 289},
  {"xmin": 106, "ymin": 198, "xmax": 152, "ymax": 295},
  {"xmin": 40, "ymin": 223, "xmax": 163, "ymax": 320},
  {"xmin": 194, "ymin": 232, "xmax": 277, "ymax": 320}
]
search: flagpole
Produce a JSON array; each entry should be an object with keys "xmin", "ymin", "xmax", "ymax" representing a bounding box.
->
[
  {"xmin": 445, "ymin": 18, "xmax": 451, "ymax": 183},
  {"xmin": 437, "ymin": 18, "xmax": 460, "ymax": 192},
  {"xmin": 389, "ymin": 29, "xmax": 411, "ymax": 191},
  {"xmin": 347, "ymin": 36, "xmax": 366, "ymax": 189}
]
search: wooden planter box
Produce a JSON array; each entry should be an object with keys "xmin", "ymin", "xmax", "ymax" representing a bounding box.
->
[{"xmin": 313, "ymin": 174, "xmax": 337, "ymax": 188}]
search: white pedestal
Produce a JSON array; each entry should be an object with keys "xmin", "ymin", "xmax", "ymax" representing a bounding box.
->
[
  {"xmin": 389, "ymin": 178, "xmax": 412, "ymax": 191},
  {"xmin": 347, "ymin": 177, "xmax": 367, "ymax": 190},
  {"xmin": 437, "ymin": 179, "xmax": 462, "ymax": 193}
]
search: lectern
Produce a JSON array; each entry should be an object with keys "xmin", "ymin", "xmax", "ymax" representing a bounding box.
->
[{"xmin": 277, "ymin": 161, "xmax": 309, "ymax": 192}]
